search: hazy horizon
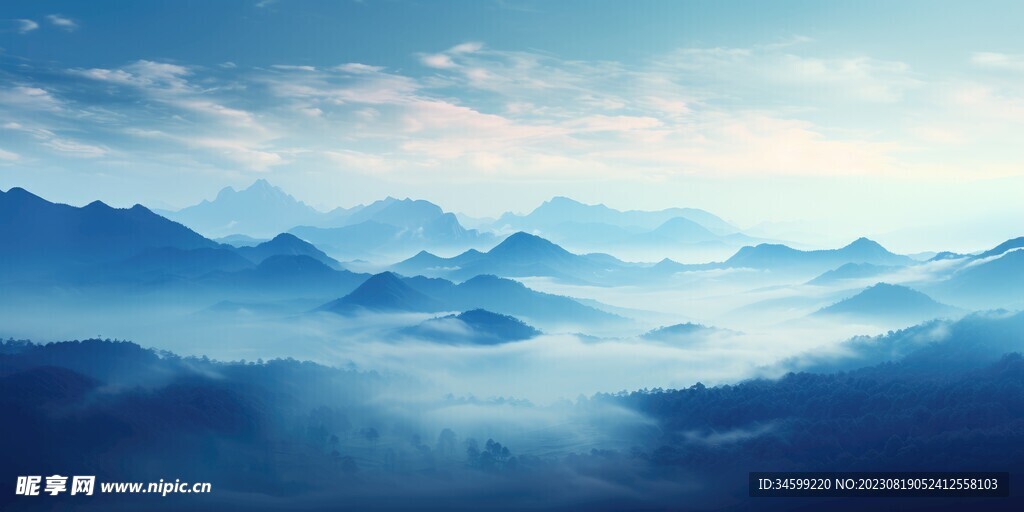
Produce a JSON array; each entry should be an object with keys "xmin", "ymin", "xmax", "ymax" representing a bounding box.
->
[
  {"xmin": 4, "ymin": 1, "xmax": 1024, "ymax": 252},
  {"xmin": 3, "ymin": 4, "xmax": 1024, "ymax": 508}
]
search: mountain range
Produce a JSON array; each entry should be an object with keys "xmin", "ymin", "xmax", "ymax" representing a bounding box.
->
[
  {"xmin": 158, "ymin": 179, "xmax": 330, "ymax": 238},
  {"xmin": 394, "ymin": 231, "xmax": 923, "ymax": 287},
  {"xmin": 483, "ymin": 196, "xmax": 761, "ymax": 257},
  {"xmin": 159, "ymin": 180, "xmax": 495, "ymax": 259},
  {"xmin": 1, "ymin": 186, "xmax": 218, "ymax": 281},
  {"xmin": 155, "ymin": 180, "xmax": 770, "ymax": 261},
  {"xmin": 320, "ymin": 271, "xmax": 619, "ymax": 327},
  {"xmin": 490, "ymin": 196, "xmax": 737, "ymax": 234},
  {"xmin": 724, "ymin": 237, "xmax": 915, "ymax": 275},
  {"xmin": 289, "ymin": 198, "xmax": 495, "ymax": 260},
  {"xmin": 7, "ymin": 183, "xmax": 1024, "ymax": 324},
  {"xmin": 0, "ymin": 187, "xmax": 355, "ymax": 299},
  {"xmin": 930, "ymin": 244, "xmax": 1024, "ymax": 309},
  {"xmin": 234, "ymin": 233, "xmax": 341, "ymax": 269},
  {"xmin": 392, "ymin": 231, "xmax": 629, "ymax": 284}
]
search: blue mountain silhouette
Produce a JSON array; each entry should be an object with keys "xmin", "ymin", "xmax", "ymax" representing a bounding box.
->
[
  {"xmin": 320, "ymin": 271, "xmax": 444, "ymax": 314},
  {"xmin": 932, "ymin": 237, "xmax": 1024, "ymax": 309},
  {"xmin": 289, "ymin": 198, "xmax": 494, "ymax": 259},
  {"xmin": 493, "ymin": 196, "xmax": 736, "ymax": 234},
  {"xmin": 974, "ymin": 236, "xmax": 1024, "ymax": 259},
  {"xmin": 235, "ymin": 233, "xmax": 340, "ymax": 268},
  {"xmin": 486, "ymin": 197, "xmax": 754, "ymax": 254},
  {"xmin": 814, "ymin": 283, "xmax": 959, "ymax": 322},
  {"xmin": 160, "ymin": 179, "xmax": 326, "ymax": 238},
  {"xmin": 393, "ymin": 231, "xmax": 617, "ymax": 284},
  {"xmin": 339, "ymin": 197, "xmax": 445, "ymax": 229},
  {"xmin": 724, "ymin": 237, "xmax": 913, "ymax": 273},
  {"xmin": 401, "ymin": 309, "xmax": 541, "ymax": 344},
  {"xmin": 320, "ymin": 271, "xmax": 618, "ymax": 325},
  {"xmin": 0, "ymin": 187, "xmax": 218, "ymax": 281}
]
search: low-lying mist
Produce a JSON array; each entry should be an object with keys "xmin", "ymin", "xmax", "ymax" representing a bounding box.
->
[{"xmin": 1, "ymin": 290, "xmax": 903, "ymax": 405}]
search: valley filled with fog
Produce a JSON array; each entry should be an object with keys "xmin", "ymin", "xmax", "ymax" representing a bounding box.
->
[
  {"xmin": 3, "ymin": 180, "xmax": 1023, "ymax": 510},
  {"xmin": 3, "ymin": 181, "xmax": 1020, "ymax": 399}
]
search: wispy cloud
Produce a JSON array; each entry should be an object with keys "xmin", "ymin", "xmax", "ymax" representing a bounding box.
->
[
  {"xmin": 16, "ymin": 19, "xmax": 39, "ymax": 33},
  {"xmin": 420, "ymin": 41, "xmax": 485, "ymax": 69},
  {"xmin": 6, "ymin": 38, "xmax": 1023, "ymax": 188},
  {"xmin": 42, "ymin": 138, "xmax": 107, "ymax": 158},
  {"xmin": 266, "ymin": 63, "xmax": 420, "ymax": 105},
  {"xmin": 89, "ymin": 40, "xmax": 916, "ymax": 182},
  {"xmin": 74, "ymin": 60, "xmax": 192, "ymax": 92},
  {"xmin": 3, "ymin": 121, "xmax": 107, "ymax": 158},
  {"xmin": 658, "ymin": 44, "xmax": 921, "ymax": 103},
  {"xmin": 272, "ymin": 64, "xmax": 317, "ymax": 72},
  {"xmin": 971, "ymin": 52, "xmax": 1024, "ymax": 72},
  {"xmin": 70, "ymin": 59, "xmax": 283, "ymax": 169},
  {"xmin": 0, "ymin": 86, "xmax": 63, "ymax": 112},
  {"xmin": 46, "ymin": 14, "xmax": 77, "ymax": 31}
]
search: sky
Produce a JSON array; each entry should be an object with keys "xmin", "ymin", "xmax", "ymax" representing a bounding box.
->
[{"xmin": 2, "ymin": 0, "xmax": 1024, "ymax": 251}]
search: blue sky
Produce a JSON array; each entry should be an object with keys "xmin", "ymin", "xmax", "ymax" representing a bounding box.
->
[{"xmin": 3, "ymin": 0, "xmax": 1024, "ymax": 251}]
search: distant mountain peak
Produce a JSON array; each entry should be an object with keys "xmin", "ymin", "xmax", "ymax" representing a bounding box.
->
[
  {"xmin": 267, "ymin": 232, "xmax": 303, "ymax": 244},
  {"xmin": 842, "ymin": 283, "xmax": 930, "ymax": 304},
  {"xmin": 168, "ymin": 180, "xmax": 322, "ymax": 238},
  {"xmin": 863, "ymin": 282, "xmax": 908, "ymax": 293},
  {"xmin": 844, "ymin": 237, "xmax": 885, "ymax": 250},
  {"xmin": 402, "ymin": 308, "xmax": 541, "ymax": 344},
  {"xmin": 209, "ymin": 179, "xmax": 292, "ymax": 199},
  {"xmin": 453, "ymin": 309, "xmax": 541, "ymax": 341},
  {"xmin": 321, "ymin": 271, "xmax": 441, "ymax": 314},
  {"xmin": 815, "ymin": 282, "xmax": 958, "ymax": 320},
  {"xmin": 364, "ymin": 270, "xmax": 402, "ymax": 285},
  {"xmin": 504, "ymin": 231, "xmax": 545, "ymax": 243},
  {"xmin": 4, "ymin": 187, "xmax": 41, "ymax": 200},
  {"xmin": 214, "ymin": 185, "xmax": 236, "ymax": 199},
  {"xmin": 234, "ymin": 231, "xmax": 339, "ymax": 268},
  {"xmin": 483, "ymin": 232, "xmax": 577, "ymax": 264},
  {"xmin": 536, "ymin": 196, "xmax": 609, "ymax": 213},
  {"xmin": 350, "ymin": 271, "xmax": 418, "ymax": 296},
  {"xmin": 546, "ymin": 196, "xmax": 585, "ymax": 206},
  {"xmin": 492, "ymin": 231, "xmax": 561, "ymax": 251},
  {"xmin": 460, "ymin": 274, "xmax": 521, "ymax": 287}
]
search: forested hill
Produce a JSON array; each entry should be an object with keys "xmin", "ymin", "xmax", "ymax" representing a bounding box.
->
[{"xmin": 1, "ymin": 334, "xmax": 1022, "ymax": 510}]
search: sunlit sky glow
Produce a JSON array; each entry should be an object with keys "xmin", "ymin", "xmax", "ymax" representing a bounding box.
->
[{"xmin": 2, "ymin": 0, "xmax": 1024, "ymax": 251}]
